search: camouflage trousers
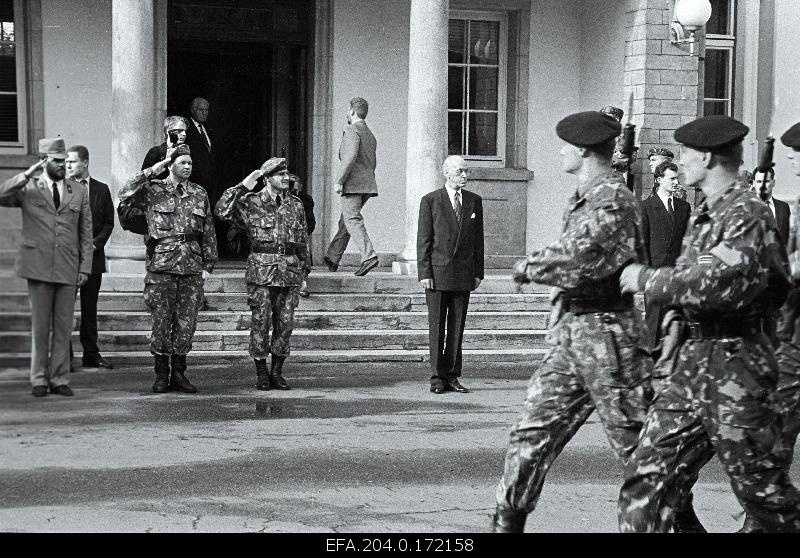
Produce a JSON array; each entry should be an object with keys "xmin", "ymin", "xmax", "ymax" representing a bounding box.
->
[
  {"xmin": 143, "ymin": 272, "xmax": 204, "ymax": 356},
  {"xmin": 247, "ymin": 284, "xmax": 299, "ymax": 359},
  {"xmin": 496, "ymin": 310, "xmax": 654, "ymax": 514},
  {"xmin": 618, "ymin": 336, "xmax": 800, "ymax": 532},
  {"xmin": 774, "ymin": 341, "xmax": 800, "ymax": 467}
]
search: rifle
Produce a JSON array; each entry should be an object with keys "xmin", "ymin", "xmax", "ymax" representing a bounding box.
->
[{"xmin": 618, "ymin": 93, "xmax": 638, "ymax": 191}]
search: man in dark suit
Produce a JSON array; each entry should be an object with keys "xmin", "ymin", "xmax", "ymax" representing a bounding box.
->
[
  {"xmin": 142, "ymin": 116, "xmax": 188, "ymax": 179},
  {"xmin": 417, "ymin": 155, "xmax": 484, "ymax": 394},
  {"xmin": 185, "ymin": 97, "xmax": 216, "ymax": 204},
  {"xmin": 66, "ymin": 145, "xmax": 115, "ymax": 369},
  {"xmin": 640, "ymin": 161, "xmax": 691, "ymax": 349},
  {"xmin": 754, "ymin": 168, "xmax": 790, "ymax": 247},
  {"xmin": 324, "ymin": 97, "xmax": 380, "ymax": 277},
  {"xmin": 0, "ymin": 138, "xmax": 93, "ymax": 397}
]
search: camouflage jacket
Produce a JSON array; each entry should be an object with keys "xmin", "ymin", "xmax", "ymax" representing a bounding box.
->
[
  {"xmin": 215, "ymin": 184, "xmax": 310, "ymax": 287},
  {"xmin": 118, "ymin": 171, "xmax": 218, "ymax": 275},
  {"xmin": 640, "ymin": 184, "xmax": 791, "ymax": 318},
  {"xmin": 517, "ymin": 171, "xmax": 645, "ymax": 298}
]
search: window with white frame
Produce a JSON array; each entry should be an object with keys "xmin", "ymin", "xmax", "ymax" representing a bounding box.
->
[
  {"xmin": 447, "ymin": 11, "xmax": 507, "ymax": 165},
  {"xmin": 0, "ymin": 0, "xmax": 26, "ymax": 153},
  {"xmin": 703, "ymin": 0, "xmax": 736, "ymax": 116}
]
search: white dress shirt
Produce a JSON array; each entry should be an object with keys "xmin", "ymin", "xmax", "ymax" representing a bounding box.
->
[
  {"xmin": 657, "ymin": 188, "xmax": 674, "ymax": 213},
  {"xmin": 41, "ymin": 173, "xmax": 65, "ymax": 206},
  {"xmin": 444, "ymin": 184, "xmax": 463, "ymax": 212},
  {"xmin": 765, "ymin": 196, "xmax": 776, "ymax": 218}
]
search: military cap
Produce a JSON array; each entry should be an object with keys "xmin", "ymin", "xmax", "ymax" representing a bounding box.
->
[
  {"xmin": 673, "ymin": 115, "xmax": 749, "ymax": 151},
  {"xmin": 647, "ymin": 147, "xmax": 674, "ymax": 159},
  {"xmin": 260, "ymin": 157, "xmax": 287, "ymax": 177},
  {"xmin": 781, "ymin": 122, "xmax": 800, "ymax": 149},
  {"xmin": 169, "ymin": 143, "xmax": 192, "ymax": 163},
  {"xmin": 599, "ymin": 106, "xmax": 624, "ymax": 121},
  {"xmin": 556, "ymin": 111, "xmax": 621, "ymax": 147},
  {"xmin": 38, "ymin": 138, "xmax": 67, "ymax": 159}
]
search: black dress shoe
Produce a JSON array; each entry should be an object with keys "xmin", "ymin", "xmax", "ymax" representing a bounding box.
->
[
  {"xmin": 31, "ymin": 386, "xmax": 48, "ymax": 397},
  {"xmin": 92, "ymin": 356, "xmax": 114, "ymax": 369},
  {"xmin": 446, "ymin": 378, "xmax": 469, "ymax": 393},
  {"xmin": 323, "ymin": 256, "xmax": 339, "ymax": 272},
  {"xmin": 430, "ymin": 385, "xmax": 445, "ymax": 394},
  {"xmin": 354, "ymin": 256, "xmax": 379, "ymax": 277},
  {"xmin": 50, "ymin": 385, "xmax": 74, "ymax": 396}
]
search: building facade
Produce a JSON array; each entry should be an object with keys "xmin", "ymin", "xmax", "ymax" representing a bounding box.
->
[{"xmin": 1, "ymin": 0, "xmax": 798, "ymax": 274}]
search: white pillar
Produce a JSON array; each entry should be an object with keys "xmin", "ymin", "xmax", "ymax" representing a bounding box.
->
[
  {"xmin": 393, "ymin": 0, "xmax": 449, "ymax": 275},
  {"xmin": 105, "ymin": 0, "xmax": 157, "ymax": 269}
]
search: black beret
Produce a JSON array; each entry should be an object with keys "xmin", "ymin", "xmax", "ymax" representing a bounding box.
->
[
  {"xmin": 556, "ymin": 111, "xmax": 622, "ymax": 148},
  {"xmin": 169, "ymin": 144, "xmax": 191, "ymax": 163},
  {"xmin": 673, "ymin": 115, "xmax": 749, "ymax": 151},
  {"xmin": 781, "ymin": 122, "xmax": 800, "ymax": 149},
  {"xmin": 647, "ymin": 147, "xmax": 674, "ymax": 159}
]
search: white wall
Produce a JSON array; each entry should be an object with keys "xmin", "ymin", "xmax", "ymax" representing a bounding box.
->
[
  {"xmin": 330, "ymin": 0, "xmax": 410, "ymax": 256},
  {"xmin": 41, "ymin": 0, "xmax": 113, "ymax": 188},
  {"xmin": 579, "ymin": 0, "xmax": 625, "ymax": 112}
]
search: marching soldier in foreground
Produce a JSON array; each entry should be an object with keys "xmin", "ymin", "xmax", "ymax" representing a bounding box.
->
[
  {"xmin": 118, "ymin": 144, "xmax": 218, "ymax": 394},
  {"xmin": 617, "ymin": 115, "xmax": 800, "ymax": 532},
  {"xmin": 492, "ymin": 111, "xmax": 658, "ymax": 532},
  {"xmin": 215, "ymin": 158, "xmax": 310, "ymax": 391}
]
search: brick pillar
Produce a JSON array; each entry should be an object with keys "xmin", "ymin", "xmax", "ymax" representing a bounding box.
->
[{"xmin": 624, "ymin": 0, "xmax": 700, "ymax": 200}]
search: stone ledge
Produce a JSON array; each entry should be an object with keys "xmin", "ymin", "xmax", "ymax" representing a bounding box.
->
[{"xmin": 468, "ymin": 167, "xmax": 534, "ymax": 182}]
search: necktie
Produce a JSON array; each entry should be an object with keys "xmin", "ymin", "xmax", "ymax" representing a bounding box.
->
[
  {"xmin": 276, "ymin": 194, "xmax": 282, "ymax": 207},
  {"xmin": 176, "ymin": 183, "xmax": 184, "ymax": 197},
  {"xmin": 200, "ymin": 124, "xmax": 211, "ymax": 149},
  {"xmin": 52, "ymin": 183, "xmax": 60, "ymax": 209},
  {"xmin": 667, "ymin": 197, "xmax": 674, "ymax": 215},
  {"xmin": 454, "ymin": 190, "xmax": 462, "ymax": 223}
]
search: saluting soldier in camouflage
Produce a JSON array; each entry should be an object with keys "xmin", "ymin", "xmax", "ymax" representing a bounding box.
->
[
  {"xmin": 118, "ymin": 144, "xmax": 217, "ymax": 394},
  {"xmin": 617, "ymin": 115, "xmax": 800, "ymax": 533},
  {"xmin": 215, "ymin": 158, "xmax": 310, "ymax": 391},
  {"xmin": 491, "ymin": 111, "xmax": 657, "ymax": 533}
]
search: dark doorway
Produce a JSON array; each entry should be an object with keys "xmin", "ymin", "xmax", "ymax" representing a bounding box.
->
[{"xmin": 167, "ymin": 0, "xmax": 313, "ymax": 258}]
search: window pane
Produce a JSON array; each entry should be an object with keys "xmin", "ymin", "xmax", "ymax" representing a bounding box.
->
[
  {"xmin": 704, "ymin": 48, "xmax": 729, "ymax": 100},
  {"xmin": 468, "ymin": 112, "xmax": 497, "ymax": 156},
  {"xmin": 0, "ymin": 94, "xmax": 18, "ymax": 142},
  {"xmin": 448, "ymin": 19, "xmax": 467, "ymax": 64},
  {"xmin": 0, "ymin": 1, "xmax": 13, "ymax": 23},
  {"xmin": 703, "ymin": 100, "xmax": 729, "ymax": 117},
  {"xmin": 0, "ymin": 51, "xmax": 16, "ymax": 91},
  {"xmin": 468, "ymin": 20, "xmax": 499, "ymax": 65},
  {"xmin": 707, "ymin": 0, "xmax": 731, "ymax": 35},
  {"xmin": 469, "ymin": 67, "xmax": 498, "ymax": 110},
  {"xmin": 448, "ymin": 66, "xmax": 464, "ymax": 110},
  {"xmin": 448, "ymin": 112, "xmax": 464, "ymax": 155}
]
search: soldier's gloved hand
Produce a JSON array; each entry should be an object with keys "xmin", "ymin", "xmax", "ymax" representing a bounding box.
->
[
  {"xmin": 152, "ymin": 157, "xmax": 171, "ymax": 176},
  {"xmin": 511, "ymin": 258, "xmax": 532, "ymax": 287},
  {"xmin": 619, "ymin": 263, "xmax": 644, "ymax": 294},
  {"xmin": 77, "ymin": 272, "xmax": 89, "ymax": 287},
  {"xmin": 242, "ymin": 170, "xmax": 262, "ymax": 191},
  {"xmin": 202, "ymin": 270, "xmax": 210, "ymax": 280},
  {"xmin": 334, "ymin": 183, "xmax": 343, "ymax": 195}
]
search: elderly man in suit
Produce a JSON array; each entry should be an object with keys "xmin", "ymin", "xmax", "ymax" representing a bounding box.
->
[
  {"xmin": 0, "ymin": 138, "xmax": 93, "ymax": 397},
  {"xmin": 323, "ymin": 97, "xmax": 380, "ymax": 277},
  {"xmin": 66, "ymin": 145, "xmax": 115, "ymax": 369},
  {"xmin": 417, "ymin": 155, "xmax": 484, "ymax": 394},
  {"xmin": 185, "ymin": 98, "xmax": 216, "ymax": 202},
  {"xmin": 640, "ymin": 161, "xmax": 691, "ymax": 349}
]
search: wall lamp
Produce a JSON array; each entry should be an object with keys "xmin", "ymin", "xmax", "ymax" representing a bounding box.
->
[{"xmin": 670, "ymin": 0, "xmax": 712, "ymax": 55}]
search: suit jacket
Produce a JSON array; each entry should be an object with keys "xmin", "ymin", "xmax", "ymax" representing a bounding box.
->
[
  {"xmin": 641, "ymin": 194, "xmax": 691, "ymax": 268},
  {"xmin": 337, "ymin": 120, "xmax": 378, "ymax": 196},
  {"xmin": 0, "ymin": 172, "xmax": 93, "ymax": 284},
  {"xmin": 142, "ymin": 143, "xmax": 169, "ymax": 180},
  {"xmin": 772, "ymin": 197, "xmax": 790, "ymax": 249},
  {"xmin": 185, "ymin": 120, "xmax": 215, "ymax": 192},
  {"xmin": 417, "ymin": 187, "xmax": 484, "ymax": 292},
  {"xmin": 86, "ymin": 177, "xmax": 115, "ymax": 274}
]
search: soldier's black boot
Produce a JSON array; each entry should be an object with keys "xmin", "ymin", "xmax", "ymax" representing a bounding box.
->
[
  {"xmin": 152, "ymin": 354, "xmax": 171, "ymax": 393},
  {"xmin": 490, "ymin": 506, "xmax": 526, "ymax": 533},
  {"xmin": 737, "ymin": 515, "xmax": 765, "ymax": 533},
  {"xmin": 672, "ymin": 493, "xmax": 707, "ymax": 533},
  {"xmin": 169, "ymin": 354, "xmax": 198, "ymax": 393},
  {"xmin": 269, "ymin": 355, "xmax": 291, "ymax": 390},
  {"xmin": 255, "ymin": 359, "xmax": 271, "ymax": 391}
]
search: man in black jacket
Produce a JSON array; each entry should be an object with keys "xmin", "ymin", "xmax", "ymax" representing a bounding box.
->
[{"xmin": 141, "ymin": 116, "xmax": 188, "ymax": 179}]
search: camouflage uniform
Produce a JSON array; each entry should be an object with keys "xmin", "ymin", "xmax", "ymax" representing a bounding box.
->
[
  {"xmin": 118, "ymin": 171, "xmax": 217, "ymax": 356},
  {"xmin": 215, "ymin": 183, "xmax": 309, "ymax": 359},
  {"xmin": 496, "ymin": 171, "xmax": 654, "ymax": 516},
  {"xmin": 618, "ymin": 185, "xmax": 800, "ymax": 532}
]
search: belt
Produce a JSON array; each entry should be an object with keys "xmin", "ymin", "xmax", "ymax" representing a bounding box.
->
[
  {"xmin": 563, "ymin": 294, "xmax": 633, "ymax": 315},
  {"xmin": 686, "ymin": 316, "xmax": 764, "ymax": 340},
  {"xmin": 153, "ymin": 232, "xmax": 203, "ymax": 245},
  {"xmin": 251, "ymin": 243, "xmax": 297, "ymax": 256}
]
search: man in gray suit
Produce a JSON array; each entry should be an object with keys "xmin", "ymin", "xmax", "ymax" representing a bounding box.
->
[
  {"xmin": 323, "ymin": 97, "xmax": 380, "ymax": 277},
  {"xmin": 0, "ymin": 138, "xmax": 93, "ymax": 397}
]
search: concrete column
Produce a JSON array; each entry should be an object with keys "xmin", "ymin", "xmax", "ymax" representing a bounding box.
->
[
  {"xmin": 105, "ymin": 0, "xmax": 157, "ymax": 269},
  {"xmin": 393, "ymin": 0, "xmax": 449, "ymax": 275}
]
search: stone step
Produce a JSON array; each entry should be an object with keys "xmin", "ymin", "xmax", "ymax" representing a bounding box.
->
[
  {"xmin": 0, "ymin": 270, "xmax": 533, "ymax": 294},
  {"xmin": 0, "ymin": 310, "xmax": 548, "ymax": 332},
  {"xmin": 0, "ymin": 292, "xmax": 551, "ymax": 313},
  {"xmin": 0, "ymin": 329, "xmax": 548, "ymax": 353},
  {"xmin": 0, "ymin": 347, "xmax": 548, "ymax": 367}
]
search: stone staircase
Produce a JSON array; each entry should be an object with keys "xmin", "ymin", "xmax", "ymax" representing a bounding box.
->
[{"xmin": 0, "ymin": 264, "xmax": 551, "ymax": 367}]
